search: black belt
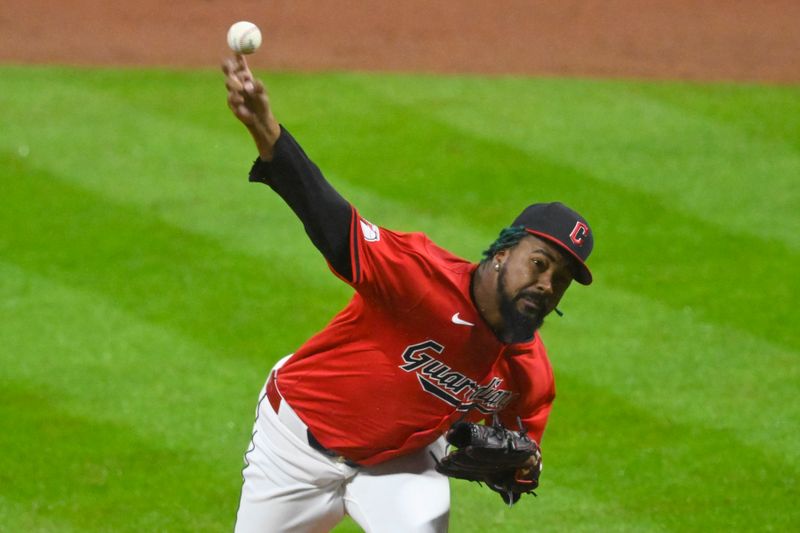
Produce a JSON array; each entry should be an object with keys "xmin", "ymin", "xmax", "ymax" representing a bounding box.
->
[{"xmin": 306, "ymin": 431, "xmax": 360, "ymax": 468}]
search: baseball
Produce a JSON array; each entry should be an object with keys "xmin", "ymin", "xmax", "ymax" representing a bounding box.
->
[{"xmin": 227, "ymin": 21, "xmax": 262, "ymax": 54}]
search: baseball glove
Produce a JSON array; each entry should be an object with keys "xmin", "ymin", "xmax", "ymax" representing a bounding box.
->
[{"xmin": 432, "ymin": 415, "xmax": 542, "ymax": 506}]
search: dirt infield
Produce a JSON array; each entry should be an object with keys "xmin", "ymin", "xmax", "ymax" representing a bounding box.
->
[{"xmin": 1, "ymin": 0, "xmax": 797, "ymax": 82}]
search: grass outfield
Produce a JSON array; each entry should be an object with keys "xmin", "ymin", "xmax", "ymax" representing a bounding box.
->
[{"xmin": 1, "ymin": 65, "xmax": 798, "ymax": 532}]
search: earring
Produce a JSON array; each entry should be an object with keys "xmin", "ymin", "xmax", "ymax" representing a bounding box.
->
[{"xmin": 494, "ymin": 263, "xmax": 500, "ymax": 271}]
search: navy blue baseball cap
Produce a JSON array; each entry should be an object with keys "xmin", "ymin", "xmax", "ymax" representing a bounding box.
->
[{"xmin": 512, "ymin": 202, "xmax": 594, "ymax": 285}]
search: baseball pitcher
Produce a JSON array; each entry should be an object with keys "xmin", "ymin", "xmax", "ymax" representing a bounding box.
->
[{"xmin": 223, "ymin": 54, "xmax": 594, "ymax": 533}]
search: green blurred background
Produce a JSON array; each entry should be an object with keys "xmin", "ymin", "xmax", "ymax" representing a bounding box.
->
[{"xmin": 1, "ymin": 66, "xmax": 798, "ymax": 531}]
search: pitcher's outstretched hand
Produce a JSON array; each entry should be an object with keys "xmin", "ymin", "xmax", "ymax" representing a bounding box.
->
[{"xmin": 222, "ymin": 54, "xmax": 280, "ymax": 161}]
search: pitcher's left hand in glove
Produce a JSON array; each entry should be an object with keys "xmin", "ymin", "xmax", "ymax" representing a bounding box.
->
[{"xmin": 432, "ymin": 415, "xmax": 543, "ymax": 506}]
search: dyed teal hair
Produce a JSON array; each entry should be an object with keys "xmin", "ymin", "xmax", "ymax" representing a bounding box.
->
[{"xmin": 481, "ymin": 225, "xmax": 528, "ymax": 262}]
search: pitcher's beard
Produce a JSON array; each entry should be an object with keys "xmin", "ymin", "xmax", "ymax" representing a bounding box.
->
[{"xmin": 496, "ymin": 267, "xmax": 545, "ymax": 343}]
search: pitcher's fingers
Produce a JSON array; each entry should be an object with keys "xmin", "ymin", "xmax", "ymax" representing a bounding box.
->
[
  {"xmin": 235, "ymin": 54, "xmax": 249, "ymax": 72},
  {"xmin": 225, "ymin": 76, "xmax": 244, "ymax": 93},
  {"xmin": 241, "ymin": 79, "xmax": 263, "ymax": 102},
  {"xmin": 235, "ymin": 55, "xmax": 251, "ymax": 79},
  {"xmin": 235, "ymin": 55, "xmax": 256, "ymax": 89},
  {"xmin": 222, "ymin": 57, "xmax": 240, "ymax": 76},
  {"xmin": 228, "ymin": 93, "xmax": 245, "ymax": 108},
  {"xmin": 252, "ymin": 79, "xmax": 265, "ymax": 95}
]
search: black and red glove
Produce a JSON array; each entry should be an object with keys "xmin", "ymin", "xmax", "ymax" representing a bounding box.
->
[{"xmin": 432, "ymin": 415, "xmax": 543, "ymax": 506}]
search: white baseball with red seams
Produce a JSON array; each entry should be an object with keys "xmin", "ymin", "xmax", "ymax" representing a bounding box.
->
[{"xmin": 227, "ymin": 21, "xmax": 262, "ymax": 54}]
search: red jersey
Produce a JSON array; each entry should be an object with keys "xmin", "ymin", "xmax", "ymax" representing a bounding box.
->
[{"xmin": 274, "ymin": 209, "xmax": 556, "ymax": 466}]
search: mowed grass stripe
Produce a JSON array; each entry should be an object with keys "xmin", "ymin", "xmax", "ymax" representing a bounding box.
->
[
  {"xmin": 451, "ymin": 484, "xmax": 670, "ymax": 533},
  {"xmin": 348, "ymin": 74, "xmax": 800, "ymax": 248},
  {"xmin": 0, "ymin": 383, "xmax": 240, "ymax": 533},
  {"xmin": 546, "ymin": 284, "xmax": 799, "ymax": 467},
  {"xmin": 0, "ymin": 261, "xmax": 267, "ymax": 531},
  {"xmin": 0, "ymin": 152, "xmax": 355, "ymax": 360},
  {"xmin": 0, "ymin": 496, "xmax": 82, "ymax": 533},
  {"xmin": 449, "ymin": 376, "xmax": 798, "ymax": 532},
  {"xmin": 632, "ymin": 81, "xmax": 800, "ymax": 152},
  {"xmin": 0, "ymin": 261, "xmax": 268, "ymax": 455},
  {"xmin": 541, "ymin": 373, "xmax": 799, "ymax": 531},
  {"xmin": 455, "ymin": 340, "xmax": 799, "ymax": 530}
]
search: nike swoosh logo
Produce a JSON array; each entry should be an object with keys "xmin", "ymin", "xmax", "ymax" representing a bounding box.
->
[{"xmin": 451, "ymin": 313, "xmax": 475, "ymax": 327}]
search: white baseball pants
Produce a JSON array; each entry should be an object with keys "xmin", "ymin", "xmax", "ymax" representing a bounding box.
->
[{"xmin": 234, "ymin": 358, "xmax": 450, "ymax": 533}]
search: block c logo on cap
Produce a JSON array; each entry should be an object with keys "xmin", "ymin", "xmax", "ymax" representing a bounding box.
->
[{"xmin": 569, "ymin": 221, "xmax": 589, "ymax": 246}]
